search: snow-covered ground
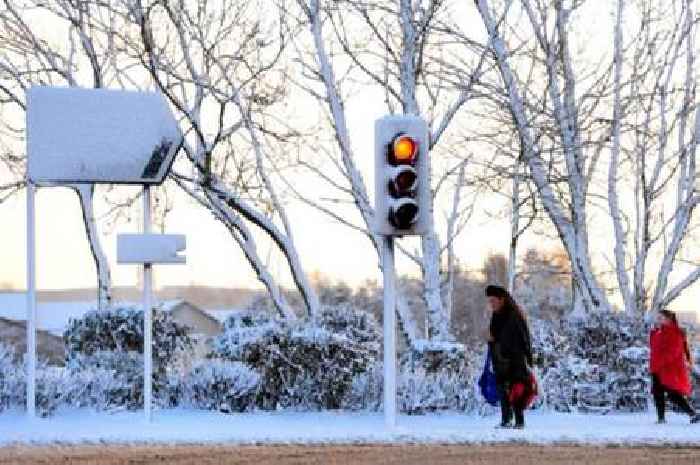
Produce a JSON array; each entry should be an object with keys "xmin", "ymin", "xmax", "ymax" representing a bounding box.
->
[{"xmin": 1, "ymin": 409, "xmax": 699, "ymax": 446}]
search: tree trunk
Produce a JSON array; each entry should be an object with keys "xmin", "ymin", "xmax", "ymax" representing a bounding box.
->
[{"xmin": 74, "ymin": 184, "xmax": 112, "ymax": 310}]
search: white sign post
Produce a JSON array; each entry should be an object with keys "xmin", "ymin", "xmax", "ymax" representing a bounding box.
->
[
  {"xmin": 142, "ymin": 186, "xmax": 154, "ymax": 422},
  {"xmin": 25, "ymin": 182, "xmax": 36, "ymax": 418},
  {"xmin": 25, "ymin": 86, "xmax": 182, "ymax": 420},
  {"xmin": 116, "ymin": 191, "xmax": 188, "ymax": 422}
]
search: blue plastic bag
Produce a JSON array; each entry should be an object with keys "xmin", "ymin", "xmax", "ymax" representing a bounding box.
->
[{"xmin": 478, "ymin": 347, "xmax": 501, "ymax": 406}]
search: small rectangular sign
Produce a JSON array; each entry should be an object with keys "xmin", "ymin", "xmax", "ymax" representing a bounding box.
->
[{"xmin": 117, "ymin": 234, "xmax": 186, "ymax": 264}]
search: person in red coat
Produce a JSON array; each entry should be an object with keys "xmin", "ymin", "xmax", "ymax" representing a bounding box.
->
[{"xmin": 649, "ymin": 310, "xmax": 699, "ymax": 424}]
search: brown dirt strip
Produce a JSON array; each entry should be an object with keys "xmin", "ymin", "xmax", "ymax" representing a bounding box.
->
[{"xmin": 0, "ymin": 444, "xmax": 699, "ymax": 465}]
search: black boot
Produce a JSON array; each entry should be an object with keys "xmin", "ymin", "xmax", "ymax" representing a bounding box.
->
[
  {"xmin": 498, "ymin": 396, "xmax": 513, "ymax": 428},
  {"xmin": 652, "ymin": 377, "xmax": 666, "ymax": 424},
  {"xmin": 513, "ymin": 409, "xmax": 525, "ymax": 429}
]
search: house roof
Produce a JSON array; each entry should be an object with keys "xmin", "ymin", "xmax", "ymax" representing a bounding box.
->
[
  {"xmin": 0, "ymin": 292, "xmax": 189, "ymax": 336},
  {"xmin": 201, "ymin": 308, "xmax": 245, "ymax": 324}
]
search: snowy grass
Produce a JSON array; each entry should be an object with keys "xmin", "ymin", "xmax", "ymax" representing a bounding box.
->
[{"xmin": 1, "ymin": 409, "xmax": 699, "ymax": 446}]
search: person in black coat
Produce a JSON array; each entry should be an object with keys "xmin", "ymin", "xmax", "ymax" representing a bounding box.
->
[{"xmin": 486, "ymin": 285, "xmax": 533, "ymax": 429}]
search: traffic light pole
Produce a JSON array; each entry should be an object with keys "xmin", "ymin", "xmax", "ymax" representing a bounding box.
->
[{"xmin": 382, "ymin": 235, "xmax": 397, "ymax": 428}]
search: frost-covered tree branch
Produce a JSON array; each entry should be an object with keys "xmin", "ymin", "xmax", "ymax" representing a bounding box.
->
[
  {"xmin": 0, "ymin": 0, "xmax": 118, "ymax": 308},
  {"xmin": 291, "ymin": 0, "xmax": 485, "ymax": 340},
  {"xmin": 122, "ymin": 0, "xmax": 319, "ymax": 319}
]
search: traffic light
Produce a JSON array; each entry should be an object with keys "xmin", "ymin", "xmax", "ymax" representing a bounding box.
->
[{"xmin": 374, "ymin": 115, "xmax": 430, "ymax": 236}]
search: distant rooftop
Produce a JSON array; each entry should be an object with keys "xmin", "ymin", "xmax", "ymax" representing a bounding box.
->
[
  {"xmin": 0, "ymin": 292, "xmax": 189, "ymax": 335},
  {"xmin": 0, "ymin": 285, "xmax": 258, "ymax": 309}
]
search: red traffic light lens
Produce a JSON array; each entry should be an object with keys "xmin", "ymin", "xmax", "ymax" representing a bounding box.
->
[{"xmin": 392, "ymin": 135, "xmax": 417, "ymax": 164}]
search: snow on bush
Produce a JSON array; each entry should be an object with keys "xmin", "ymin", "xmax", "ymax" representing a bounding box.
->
[
  {"xmin": 181, "ymin": 359, "xmax": 260, "ymax": 413},
  {"xmin": 398, "ymin": 340, "xmax": 481, "ymax": 414},
  {"xmin": 398, "ymin": 366, "xmax": 479, "ymax": 414},
  {"xmin": 534, "ymin": 313, "xmax": 651, "ymax": 413},
  {"xmin": 65, "ymin": 351, "xmax": 147, "ymax": 411},
  {"xmin": 212, "ymin": 306, "xmax": 379, "ymax": 410},
  {"xmin": 0, "ymin": 343, "xmax": 23, "ymax": 412},
  {"xmin": 0, "ymin": 343, "xmax": 73, "ymax": 417},
  {"xmin": 62, "ymin": 306, "xmax": 192, "ymax": 411},
  {"xmin": 344, "ymin": 341, "xmax": 483, "ymax": 414},
  {"xmin": 342, "ymin": 362, "xmax": 383, "ymax": 411},
  {"xmin": 64, "ymin": 306, "xmax": 192, "ymax": 369},
  {"xmin": 692, "ymin": 347, "xmax": 700, "ymax": 408},
  {"xmin": 34, "ymin": 367, "xmax": 74, "ymax": 417}
]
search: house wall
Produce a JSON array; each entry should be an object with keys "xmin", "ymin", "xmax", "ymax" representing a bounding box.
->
[
  {"xmin": 0, "ymin": 317, "xmax": 65, "ymax": 365},
  {"xmin": 170, "ymin": 304, "xmax": 222, "ymax": 337}
]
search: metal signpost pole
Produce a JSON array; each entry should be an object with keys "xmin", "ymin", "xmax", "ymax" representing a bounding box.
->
[
  {"xmin": 142, "ymin": 185, "xmax": 153, "ymax": 422},
  {"xmin": 26, "ymin": 181, "xmax": 36, "ymax": 418},
  {"xmin": 382, "ymin": 235, "xmax": 397, "ymax": 428}
]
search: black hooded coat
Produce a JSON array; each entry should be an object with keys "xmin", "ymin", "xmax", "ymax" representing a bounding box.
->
[{"xmin": 489, "ymin": 308, "xmax": 533, "ymax": 385}]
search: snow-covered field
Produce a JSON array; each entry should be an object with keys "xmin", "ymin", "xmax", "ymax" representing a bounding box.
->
[{"xmin": 1, "ymin": 409, "xmax": 699, "ymax": 446}]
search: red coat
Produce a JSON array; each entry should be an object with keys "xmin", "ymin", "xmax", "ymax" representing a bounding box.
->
[{"xmin": 650, "ymin": 324, "xmax": 692, "ymax": 396}]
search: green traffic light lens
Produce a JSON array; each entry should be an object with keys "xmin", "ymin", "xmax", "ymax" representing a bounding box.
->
[{"xmin": 389, "ymin": 202, "xmax": 419, "ymax": 229}]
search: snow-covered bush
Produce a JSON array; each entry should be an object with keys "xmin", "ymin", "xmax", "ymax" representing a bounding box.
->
[
  {"xmin": 397, "ymin": 341, "xmax": 481, "ymax": 414},
  {"xmin": 181, "ymin": 360, "xmax": 260, "ymax": 413},
  {"xmin": 401, "ymin": 340, "xmax": 469, "ymax": 375},
  {"xmin": 530, "ymin": 318, "xmax": 569, "ymax": 369},
  {"xmin": 691, "ymin": 347, "xmax": 700, "ymax": 409},
  {"xmin": 0, "ymin": 343, "xmax": 23, "ymax": 412},
  {"xmin": 34, "ymin": 367, "xmax": 74, "ymax": 417},
  {"xmin": 62, "ymin": 306, "xmax": 192, "ymax": 410},
  {"xmin": 211, "ymin": 306, "xmax": 379, "ymax": 410},
  {"xmin": 0, "ymin": 343, "xmax": 72, "ymax": 417},
  {"xmin": 343, "ymin": 343, "xmax": 484, "ymax": 415},
  {"xmin": 534, "ymin": 312, "xmax": 651, "ymax": 413},
  {"xmin": 64, "ymin": 306, "xmax": 192, "ymax": 370},
  {"xmin": 398, "ymin": 366, "xmax": 478, "ymax": 414},
  {"xmin": 65, "ymin": 351, "xmax": 146, "ymax": 411},
  {"xmin": 342, "ymin": 362, "xmax": 383, "ymax": 411}
]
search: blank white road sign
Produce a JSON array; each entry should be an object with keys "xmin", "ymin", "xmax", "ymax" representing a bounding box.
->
[
  {"xmin": 117, "ymin": 234, "xmax": 186, "ymax": 264},
  {"xmin": 27, "ymin": 87, "xmax": 182, "ymax": 185}
]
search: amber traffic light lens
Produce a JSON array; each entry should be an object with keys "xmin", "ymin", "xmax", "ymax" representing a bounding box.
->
[{"xmin": 392, "ymin": 136, "xmax": 417, "ymax": 163}]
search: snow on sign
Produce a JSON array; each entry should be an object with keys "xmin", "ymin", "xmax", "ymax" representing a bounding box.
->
[{"xmin": 27, "ymin": 86, "xmax": 181, "ymax": 184}]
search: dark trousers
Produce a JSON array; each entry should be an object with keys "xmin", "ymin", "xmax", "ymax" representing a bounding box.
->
[
  {"xmin": 652, "ymin": 375, "xmax": 695, "ymax": 421},
  {"xmin": 498, "ymin": 384, "xmax": 524, "ymax": 426}
]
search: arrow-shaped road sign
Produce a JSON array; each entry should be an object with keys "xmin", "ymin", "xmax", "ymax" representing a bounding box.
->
[{"xmin": 27, "ymin": 87, "xmax": 181, "ymax": 185}]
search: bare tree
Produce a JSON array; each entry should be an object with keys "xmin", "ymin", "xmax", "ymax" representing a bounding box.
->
[
  {"xmin": 474, "ymin": 0, "xmax": 700, "ymax": 316},
  {"xmin": 289, "ymin": 0, "xmax": 487, "ymax": 341},
  {"xmin": 0, "ymin": 0, "xmax": 121, "ymax": 308},
  {"xmin": 110, "ymin": 0, "xmax": 319, "ymax": 319},
  {"xmin": 609, "ymin": 0, "xmax": 700, "ymax": 314}
]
